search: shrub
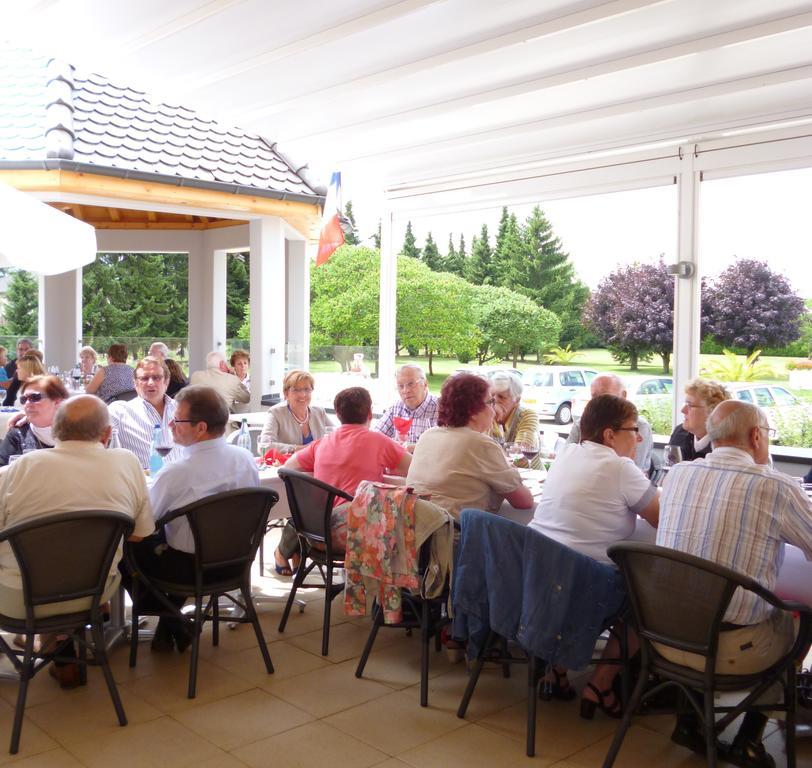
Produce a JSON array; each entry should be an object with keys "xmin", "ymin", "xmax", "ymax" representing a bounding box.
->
[
  {"xmin": 636, "ymin": 396, "xmax": 674, "ymax": 437},
  {"xmin": 773, "ymin": 408, "xmax": 812, "ymax": 448}
]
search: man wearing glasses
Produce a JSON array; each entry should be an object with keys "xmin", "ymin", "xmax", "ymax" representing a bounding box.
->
[
  {"xmin": 657, "ymin": 400, "xmax": 812, "ymax": 766},
  {"xmin": 373, "ymin": 364, "xmax": 438, "ymax": 448},
  {"xmin": 109, "ymin": 356, "xmax": 182, "ymax": 469},
  {"xmin": 123, "ymin": 385, "xmax": 259, "ymax": 652}
]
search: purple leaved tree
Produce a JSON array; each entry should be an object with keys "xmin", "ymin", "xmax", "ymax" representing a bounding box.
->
[
  {"xmin": 702, "ymin": 259, "xmax": 805, "ymax": 355},
  {"xmin": 585, "ymin": 260, "xmax": 674, "ymax": 372}
]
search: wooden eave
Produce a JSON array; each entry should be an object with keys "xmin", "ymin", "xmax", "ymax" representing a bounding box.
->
[{"xmin": 0, "ymin": 168, "xmax": 322, "ymax": 239}]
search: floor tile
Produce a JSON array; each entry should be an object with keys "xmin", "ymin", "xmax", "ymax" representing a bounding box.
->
[
  {"xmin": 0, "ymin": 699, "xmax": 59, "ymax": 766},
  {"xmin": 25, "ymin": 676, "xmax": 161, "ymax": 746},
  {"xmin": 64, "ymin": 716, "xmax": 221, "ymax": 767},
  {"xmin": 324, "ymin": 689, "xmax": 467, "ymax": 755},
  {"xmin": 565, "ymin": 723, "xmax": 706, "ymax": 767},
  {"xmin": 172, "ymin": 688, "xmax": 313, "ymax": 751},
  {"xmin": 208, "ymin": 640, "xmax": 329, "ymax": 686},
  {"xmin": 286, "ymin": 621, "xmax": 397, "ymax": 664},
  {"xmin": 262, "ymin": 659, "xmax": 393, "ymax": 718},
  {"xmin": 118, "ymin": 658, "xmax": 254, "ymax": 714},
  {"xmin": 2, "ymin": 749, "xmax": 85, "ymax": 767},
  {"xmin": 231, "ymin": 720, "xmax": 387, "ymax": 768},
  {"xmin": 397, "ymin": 722, "xmax": 549, "ymax": 768}
]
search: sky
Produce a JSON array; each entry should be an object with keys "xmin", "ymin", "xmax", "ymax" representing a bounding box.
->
[{"xmin": 343, "ymin": 166, "xmax": 811, "ymax": 295}]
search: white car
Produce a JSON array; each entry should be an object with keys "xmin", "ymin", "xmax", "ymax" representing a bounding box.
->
[
  {"xmin": 728, "ymin": 383, "xmax": 809, "ymax": 442},
  {"xmin": 521, "ymin": 366, "xmax": 599, "ymax": 424}
]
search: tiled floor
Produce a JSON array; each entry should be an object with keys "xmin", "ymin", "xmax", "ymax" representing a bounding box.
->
[{"xmin": 0, "ymin": 558, "xmax": 808, "ymax": 768}]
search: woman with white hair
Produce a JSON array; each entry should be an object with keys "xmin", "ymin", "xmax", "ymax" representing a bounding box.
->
[{"xmin": 489, "ymin": 372, "xmax": 540, "ymax": 467}]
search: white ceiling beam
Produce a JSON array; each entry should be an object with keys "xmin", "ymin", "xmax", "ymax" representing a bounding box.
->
[
  {"xmin": 327, "ymin": 64, "xmax": 812, "ymax": 165},
  {"xmin": 174, "ymin": 0, "xmax": 442, "ymax": 89},
  {"xmin": 240, "ymin": 0, "xmax": 667, "ymax": 121},
  {"xmin": 277, "ymin": 10, "xmax": 812, "ymax": 143}
]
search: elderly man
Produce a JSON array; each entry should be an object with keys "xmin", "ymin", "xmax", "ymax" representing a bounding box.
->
[
  {"xmin": 190, "ymin": 351, "xmax": 250, "ymax": 414},
  {"xmin": 124, "ymin": 385, "xmax": 259, "ymax": 651},
  {"xmin": 0, "ymin": 396, "xmax": 154, "ymax": 684},
  {"xmin": 109, "ymin": 356, "xmax": 182, "ymax": 469},
  {"xmin": 567, "ymin": 373, "xmax": 652, "ymax": 472},
  {"xmin": 148, "ymin": 341, "xmax": 169, "ymax": 360},
  {"xmin": 373, "ymin": 363, "xmax": 439, "ymax": 447},
  {"xmin": 658, "ymin": 400, "xmax": 812, "ymax": 767}
]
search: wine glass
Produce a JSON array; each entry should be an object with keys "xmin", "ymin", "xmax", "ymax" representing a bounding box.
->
[
  {"xmin": 504, "ymin": 442, "xmax": 522, "ymax": 465},
  {"xmin": 662, "ymin": 445, "xmax": 682, "ymax": 469},
  {"xmin": 257, "ymin": 436, "xmax": 271, "ymax": 463},
  {"xmin": 0, "ymin": 389, "xmax": 6, "ymax": 407},
  {"xmin": 155, "ymin": 426, "xmax": 174, "ymax": 459},
  {"xmin": 520, "ymin": 442, "xmax": 539, "ymax": 465}
]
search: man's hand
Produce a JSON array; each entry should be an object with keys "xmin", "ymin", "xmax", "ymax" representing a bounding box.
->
[{"xmin": 6, "ymin": 412, "xmax": 26, "ymax": 429}]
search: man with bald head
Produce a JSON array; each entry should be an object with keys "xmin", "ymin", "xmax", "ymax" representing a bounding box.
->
[
  {"xmin": 190, "ymin": 350, "xmax": 250, "ymax": 415},
  {"xmin": 657, "ymin": 400, "xmax": 812, "ymax": 765},
  {"xmin": 566, "ymin": 373, "xmax": 653, "ymax": 471},
  {"xmin": 0, "ymin": 396, "xmax": 154, "ymax": 684}
]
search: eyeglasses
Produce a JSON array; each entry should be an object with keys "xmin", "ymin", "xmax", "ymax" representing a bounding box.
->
[
  {"xmin": 758, "ymin": 425, "xmax": 777, "ymax": 439},
  {"xmin": 483, "ymin": 397, "xmax": 497, "ymax": 407},
  {"xmin": 682, "ymin": 401, "xmax": 706, "ymax": 409},
  {"xmin": 397, "ymin": 380, "xmax": 424, "ymax": 391},
  {"xmin": 289, "ymin": 387, "xmax": 313, "ymax": 394},
  {"xmin": 614, "ymin": 426, "xmax": 640, "ymax": 433},
  {"xmin": 170, "ymin": 419, "xmax": 196, "ymax": 425},
  {"xmin": 136, "ymin": 374, "xmax": 164, "ymax": 383},
  {"xmin": 19, "ymin": 392, "xmax": 46, "ymax": 404}
]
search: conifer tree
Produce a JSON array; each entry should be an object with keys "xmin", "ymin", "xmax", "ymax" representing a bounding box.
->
[
  {"xmin": 401, "ymin": 221, "xmax": 421, "ymax": 259},
  {"xmin": 343, "ymin": 200, "xmax": 360, "ymax": 245},
  {"xmin": 465, "ymin": 224, "xmax": 493, "ymax": 285},
  {"xmin": 422, "ymin": 232, "xmax": 442, "ymax": 271}
]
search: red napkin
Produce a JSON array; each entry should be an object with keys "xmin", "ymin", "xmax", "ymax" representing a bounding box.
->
[{"xmin": 263, "ymin": 448, "xmax": 292, "ymax": 466}]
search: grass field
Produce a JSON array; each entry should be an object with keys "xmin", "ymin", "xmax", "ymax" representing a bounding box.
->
[{"xmin": 310, "ymin": 348, "xmax": 809, "ymax": 397}]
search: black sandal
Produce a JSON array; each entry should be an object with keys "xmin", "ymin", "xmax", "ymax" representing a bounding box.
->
[
  {"xmin": 540, "ymin": 667, "xmax": 577, "ymax": 701},
  {"xmin": 579, "ymin": 682, "xmax": 622, "ymax": 719}
]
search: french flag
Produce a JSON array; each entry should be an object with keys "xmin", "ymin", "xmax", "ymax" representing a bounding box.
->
[{"xmin": 317, "ymin": 172, "xmax": 345, "ymax": 266}]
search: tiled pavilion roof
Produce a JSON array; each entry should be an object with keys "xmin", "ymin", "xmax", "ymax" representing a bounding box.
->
[{"xmin": 0, "ymin": 45, "xmax": 322, "ymax": 204}]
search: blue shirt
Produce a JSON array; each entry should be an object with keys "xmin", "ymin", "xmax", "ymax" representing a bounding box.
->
[{"xmin": 149, "ymin": 437, "xmax": 260, "ymax": 553}]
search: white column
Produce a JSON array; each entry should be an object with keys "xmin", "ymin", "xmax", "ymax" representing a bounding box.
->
[
  {"xmin": 672, "ymin": 148, "xmax": 702, "ymax": 426},
  {"xmin": 188, "ymin": 243, "xmax": 227, "ymax": 373},
  {"xmin": 249, "ymin": 217, "xmax": 286, "ymax": 409},
  {"xmin": 286, "ymin": 239, "xmax": 309, "ymax": 370},
  {"xmin": 377, "ymin": 208, "xmax": 396, "ymax": 389},
  {"xmin": 39, "ymin": 268, "xmax": 82, "ymax": 369}
]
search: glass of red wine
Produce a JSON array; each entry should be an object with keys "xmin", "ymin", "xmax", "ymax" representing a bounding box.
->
[
  {"xmin": 520, "ymin": 443, "xmax": 539, "ymax": 465},
  {"xmin": 155, "ymin": 426, "xmax": 174, "ymax": 458}
]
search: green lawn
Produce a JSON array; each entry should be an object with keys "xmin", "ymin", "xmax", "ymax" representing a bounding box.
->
[{"xmin": 311, "ymin": 349, "xmax": 805, "ymax": 396}]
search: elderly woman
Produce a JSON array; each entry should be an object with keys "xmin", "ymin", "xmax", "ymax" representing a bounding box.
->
[
  {"xmin": 230, "ymin": 350, "xmax": 250, "ymax": 391},
  {"xmin": 0, "ymin": 375, "xmax": 70, "ymax": 465},
  {"xmin": 407, "ymin": 373, "xmax": 534, "ymax": 519},
  {"xmin": 85, "ymin": 343, "xmax": 135, "ymax": 403},
  {"xmin": 260, "ymin": 369, "xmax": 332, "ymax": 454},
  {"xmin": 79, "ymin": 345, "xmax": 98, "ymax": 377},
  {"xmin": 667, "ymin": 378, "xmax": 731, "ymax": 461},
  {"xmin": 530, "ymin": 394, "xmax": 659, "ymax": 718},
  {"xmin": 489, "ymin": 371, "xmax": 540, "ymax": 467}
]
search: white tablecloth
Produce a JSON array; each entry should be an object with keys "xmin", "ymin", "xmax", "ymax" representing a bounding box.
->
[{"xmin": 258, "ymin": 466, "xmax": 290, "ymax": 520}]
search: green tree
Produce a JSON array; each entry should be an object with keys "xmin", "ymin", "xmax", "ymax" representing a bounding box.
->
[
  {"xmin": 4, "ymin": 270, "xmax": 38, "ymax": 336},
  {"xmin": 226, "ymin": 252, "xmax": 250, "ymax": 337},
  {"xmin": 401, "ymin": 221, "xmax": 420, "ymax": 259},
  {"xmin": 422, "ymin": 231, "xmax": 442, "ymax": 271},
  {"xmin": 492, "ymin": 212, "xmax": 523, "ymax": 287},
  {"xmin": 465, "ymin": 224, "xmax": 493, "ymax": 285},
  {"xmin": 372, "ymin": 220, "xmax": 381, "ymax": 250},
  {"xmin": 343, "ymin": 200, "xmax": 360, "ymax": 246},
  {"xmin": 442, "ymin": 235, "xmax": 463, "ymax": 277},
  {"xmin": 472, "ymin": 284, "xmax": 561, "ymax": 366}
]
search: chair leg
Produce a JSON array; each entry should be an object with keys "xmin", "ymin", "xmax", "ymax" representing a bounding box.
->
[
  {"xmin": 91, "ymin": 622, "xmax": 128, "ymax": 727},
  {"xmin": 9, "ymin": 638, "xmax": 35, "ymax": 754},
  {"xmin": 601, "ymin": 661, "xmax": 649, "ymax": 768},
  {"xmin": 259, "ymin": 537, "xmax": 265, "ymax": 577},
  {"xmin": 129, "ymin": 582, "xmax": 140, "ymax": 668},
  {"xmin": 321, "ymin": 565, "xmax": 334, "ymax": 656},
  {"xmin": 187, "ymin": 596, "xmax": 204, "ymax": 699},
  {"xmin": 212, "ymin": 596, "xmax": 220, "ymax": 647},
  {"xmin": 242, "ymin": 585, "xmax": 274, "ymax": 674},
  {"xmin": 786, "ymin": 665, "xmax": 797, "ymax": 768},
  {"xmin": 420, "ymin": 599, "xmax": 430, "ymax": 707},
  {"xmin": 457, "ymin": 630, "xmax": 494, "ymax": 718},
  {"xmin": 704, "ymin": 687, "xmax": 717, "ymax": 768},
  {"xmin": 527, "ymin": 655, "xmax": 538, "ymax": 757},
  {"xmin": 278, "ymin": 562, "xmax": 311, "ymax": 633},
  {"xmin": 356, "ymin": 603, "xmax": 383, "ymax": 678}
]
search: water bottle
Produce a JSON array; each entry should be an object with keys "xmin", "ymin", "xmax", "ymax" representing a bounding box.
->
[
  {"xmin": 149, "ymin": 424, "xmax": 164, "ymax": 475},
  {"xmin": 236, "ymin": 418, "xmax": 252, "ymax": 453}
]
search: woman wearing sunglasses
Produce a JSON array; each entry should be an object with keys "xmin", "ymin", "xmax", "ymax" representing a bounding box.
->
[{"xmin": 0, "ymin": 375, "xmax": 69, "ymax": 465}]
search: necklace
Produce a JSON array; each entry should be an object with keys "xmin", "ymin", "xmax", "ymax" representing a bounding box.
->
[{"xmin": 288, "ymin": 405, "xmax": 310, "ymax": 425}]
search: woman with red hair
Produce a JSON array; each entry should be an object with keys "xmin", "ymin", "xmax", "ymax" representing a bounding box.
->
[{"xmin": 406, "ymin": 373, "xmax": 533, "ymax": 519}]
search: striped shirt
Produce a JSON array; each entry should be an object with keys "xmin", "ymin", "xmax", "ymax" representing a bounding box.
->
[
  {"xmin": 657, "ymin": 447, "xmax": 812, "ymax": 625},
  {"xmin": 373, "ymin": 394, "xmax": 439, "ymax": 444},
  {"xmin": 108, "ymin": 395, "xmax": 183, "ymax": 469}
]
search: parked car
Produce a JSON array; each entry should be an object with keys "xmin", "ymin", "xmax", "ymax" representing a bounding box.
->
[
  {"xmin": 629, "ymin": 376, "xmax": 673, "ymax": 397},
  {"xmin": 521, "ymin": 366, "xmax": 599, "ymax": 423},
  {"xmin": 728, "ymin": 383, "xmax": 810, "ymax": 442}
]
